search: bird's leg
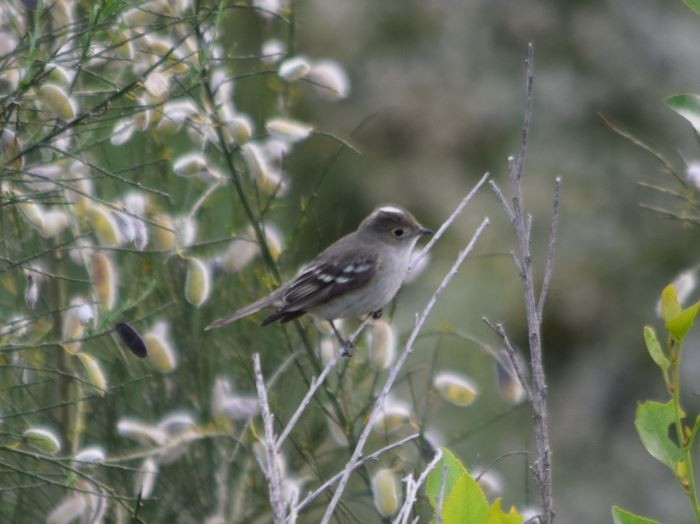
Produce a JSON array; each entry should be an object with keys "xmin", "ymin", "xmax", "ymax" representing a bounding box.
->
[
  {"xmin": 329, "ymin": 320, "xmax": 353, "ymax": 357},
  {"xmin": 371, "ymin": 309, "xmax": 383, "ymax": 319}
]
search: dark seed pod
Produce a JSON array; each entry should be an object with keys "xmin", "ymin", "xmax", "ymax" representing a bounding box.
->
[{"xmin": 115, "ymin": 322, "xmax": 147, "ymax": 358}]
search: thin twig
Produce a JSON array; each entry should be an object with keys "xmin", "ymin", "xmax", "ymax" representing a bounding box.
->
[
  {"xmin": 294, "ymin": 432, "xmax": 420, "ymax": 512},
  {"xmin": 394, "ymin": 448, "xmax": 443, "ymax": 524},
  {"xmin": 276, "ymin": 317, "xmax": 372, "ymax": 449},
  {"xmin": 187, "ymin": 179, "xmax": 224, "ymax": 220},
  {"xmin": 599, "ymin": 113, "xmax": 686, "ymax": 188},
  {"xmin": 474, "ymin": 450, "xmax": 530, "ymax": 482},
  {"xmin": 488, "ymin": 180, "xmax": 515, "ymax": 223},
  {"xmin": 252, "ymin": 354, "xmax": 286, "ymax": 523},
  {"xmin": 638, "ymin": 203, "xmax": 700, "ymax": 224},
  {"xmin": 515, "ymin": 45, "xmax": 534, "ymax": 183},
  {"xmin": 482, "ymin": 317, "xmax": 533, "ymax": 403},
  {"xmin": 510, "ymin": 250, "xmax": 524, "ymax": 278},
  {"xmin": 319, "ymin": 217, "xmax": 490, "ymax": 523},
  {"xmin": 409, "ymin": 172, "xmax": 490, "ymax": 272},
  {"xmin": 537, "ymin": 176, "xmax": 561, "ymax": 321}
]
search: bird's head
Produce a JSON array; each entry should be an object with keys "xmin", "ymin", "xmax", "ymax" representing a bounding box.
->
[{"xmin": 358, "ymin": 205, "xmax": 432, "ymax": 246}]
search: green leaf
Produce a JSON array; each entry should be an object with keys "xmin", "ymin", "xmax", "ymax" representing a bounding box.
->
[
  {"xmin": 666, "ymin": 94, "xmax": 700, "ymax": 134},
  {"xmin": 486, "ymin": 498, "xmax": 523, "ymax": 524},
  {"xmin": 611, "ymin": 505, "xmax": 660, "ymax": 524},
  {"xmin": 681, "ymin": 0, "xmax": 700, "ymax": 17},
  {"xmin": 634, "ymin": 400, "xmax": 682, "ymax": 470},
  {"xmin": 426, "ymin": 447, "xmax": 469, "ymax": 508},
  {"xmin": 660, "ymin": 285, "xmax": 681, "ymax": 323},
  {"xmin": 425, "ymin": 449, "xmax": 491, "ymax": 524},
  {"xmin": 440, "ymin": 473, "xmax": 489, "ymax": 524},
  {"xmin": 642, "ymin": 326, "xmax": 669, "ymax": 372},
  {"xmin": 666, "ymin": 300, "xmax": 700, "ymax": 340}
]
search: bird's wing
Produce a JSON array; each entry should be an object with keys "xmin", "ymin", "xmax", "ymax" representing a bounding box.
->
[{"xmin": 279, "ymin": 252, "xmax": 378, "ymax": 313}]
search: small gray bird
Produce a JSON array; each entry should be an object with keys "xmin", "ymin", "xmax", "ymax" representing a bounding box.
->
[{"xmin": 205, "ymin": 205, "xmax": 431, "ymax": 354}]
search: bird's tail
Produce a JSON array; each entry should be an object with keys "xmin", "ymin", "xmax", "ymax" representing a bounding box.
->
[{"xmin": 205, "ymin": 293, "xmax": 278, "ymax": 331}]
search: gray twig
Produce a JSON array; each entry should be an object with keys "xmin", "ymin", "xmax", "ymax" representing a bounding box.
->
[
  {"xmin": 275, "ymin": 317, "xmax": 372, "ymax": 449},
  {"xmin": 409, "ymin": 172, "xmax": 490, "ymax": 272},
  {"xmin": 319, "ymin": 217, "xmax": 490, "ymax": 524},
  {"xmin": 294, "ymin": 432, "xmax": 420, "ymax": 512},
  {"xmin": 482, "ymin": 317, "xmax": 533, "ymax": 403},
  {"xmin": 490, "ymin": 43, "xmax": 556, "ymax": 524},
  {"xmin": 252, "ymin": 353, "xmax": 286, "ymax": 523},
  {"xmin": 394, "ymin": 448, "xmax": 443, "ymax": 524},
  {"xmin": 488, "ymin": 180, "xmax": 515, "ymax": 223},
  {"xmin": 537, "ymin": 177, "xmax": 561, "ymax": 321}
]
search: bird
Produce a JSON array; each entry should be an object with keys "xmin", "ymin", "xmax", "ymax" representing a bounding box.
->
[{"xmin": 205, "ymin": 205, "xmax": 432, "ymax": 354}]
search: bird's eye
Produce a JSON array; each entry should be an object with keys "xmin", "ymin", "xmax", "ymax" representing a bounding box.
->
[{"xmin": 392, "ymin": 228, "xmax": 405, "ymax": 238}]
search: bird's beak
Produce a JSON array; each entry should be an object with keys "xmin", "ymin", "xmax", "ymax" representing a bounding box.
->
[{"xmin": 418, "ymin": 226, "xmax": 433, "ymax": 236}]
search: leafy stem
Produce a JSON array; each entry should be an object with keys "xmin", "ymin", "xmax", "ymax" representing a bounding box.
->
[
  {"xmin": 623, "ymin": 285, "xmax": 700, "ymax": 524},
  {"xmin": 669, "ymin": 338, "xmax": 700, "ymax": 520}
]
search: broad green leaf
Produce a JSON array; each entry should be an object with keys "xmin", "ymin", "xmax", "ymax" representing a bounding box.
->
[
  {"xmin": 642, "ymin": 326, "xmax": 668, "ymax": 372},
  {"xmin": 486, "ymin": 498, "xmax": 523, "ymax": 524},
  {"xmin": 666, "ymin": 94, "xmax": 700, "ymax": 134},
  {"xmin": 681, "ymin": 0, "xmax": 700, "ymax": 16},
  {"xmin": 440, "ymin": 473, "xmax": 489, "ymax": 524},
  {"xmin": 426, "ymin": 447, "xmax": 469, "ymax": 508},
  {"xmin": 666, "ymin": 300, "xmax": 700, "ymax": 340},
  {"xmin": 611, "ymin": 505, "xmax": 660, "ymax": 524},
  {"xmin": 634, "ymin": 400, "xmax": 682, "ymax": 470},
  {"xmin": 660, "ymin": 285, "xmax": 681, "ymax": 324}
]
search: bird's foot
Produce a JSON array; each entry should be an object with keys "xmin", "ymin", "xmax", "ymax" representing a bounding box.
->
[
  {"xmin": 328, "ymin": 319, "xmax": 354, "ymax": 357},
  {"xmin": 341, "ymin": 339, "xmax": 354, "ymax": 358},
  {"xmin": 371, "ymin": 309, "xmax": 383, "ymax": 320}
]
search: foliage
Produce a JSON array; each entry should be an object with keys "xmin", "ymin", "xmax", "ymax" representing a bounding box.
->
[
  {"xmin": 425, "ymin": 448, "xmax": 523, "ymax": 524},
  {"xmin": 611, "ymin": 506, "xmax": 660, "ymax": 524},
  {"xmin": 665, "ymin": 94, "xmax": 700, "ymax": 135},
  {"xmin": 682, "ymin": 0, "xmax": 700, "ymax": 16},
  {"xmin": 614, "ymin": 284, "xmax": 700, "ymax": 522}
]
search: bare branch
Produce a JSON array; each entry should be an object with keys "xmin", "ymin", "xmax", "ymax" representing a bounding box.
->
[
  {"xmin": 394, "ymin": 448, "xmax": 443, "ymax": 524},
  {"xmin": 488, "ymin": 179, "xmax": 515, "ymax": 223},
  {"xmin": 491, "ymin": 42, "xmax": 555, "ymax": 524},
  {"xmin": 409, "ymin": 172, "xmax": 490, "ymax": 272},
  {"xmin": 537, "ymin": 176, "xmax": 561, "ymax": 321},
  {"xmin": 252, "ymin": 353, "xmax": 286, "ymax": 523},
  {"xmin": 599, "ymin": 112, "xmax": 686, "ymax": 187},
  {"xmin": 276, "ymin": 316, "xmax": 372, "ymax": 449},
  {"xmin": 515, "ymin": 43, "xmax": 535, "ymax": 183},
  {"xmin": 638, "ymin": 203, "xmax": 700, "ymax": 224},
  {"xmin": 294, "ymin": 432, "xmax": 420, "ymax": 512},
  {"xmin": 482, "ymin": 317, "xmax": 533, "ymax": 403},
  {"xmin": 510, "ymin": 250, "xmax": 524, "ymax": 278},
  {"xmin": 320, "ymin": 217, "xmax": 490, "ymax": 523},
  {"xmin": 187, "ymin": 179, "xmax": 225, "ymax": 220},
  {"xmin": 474, "ymin": 450, "xmax": 530, "ymax": 482}
]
